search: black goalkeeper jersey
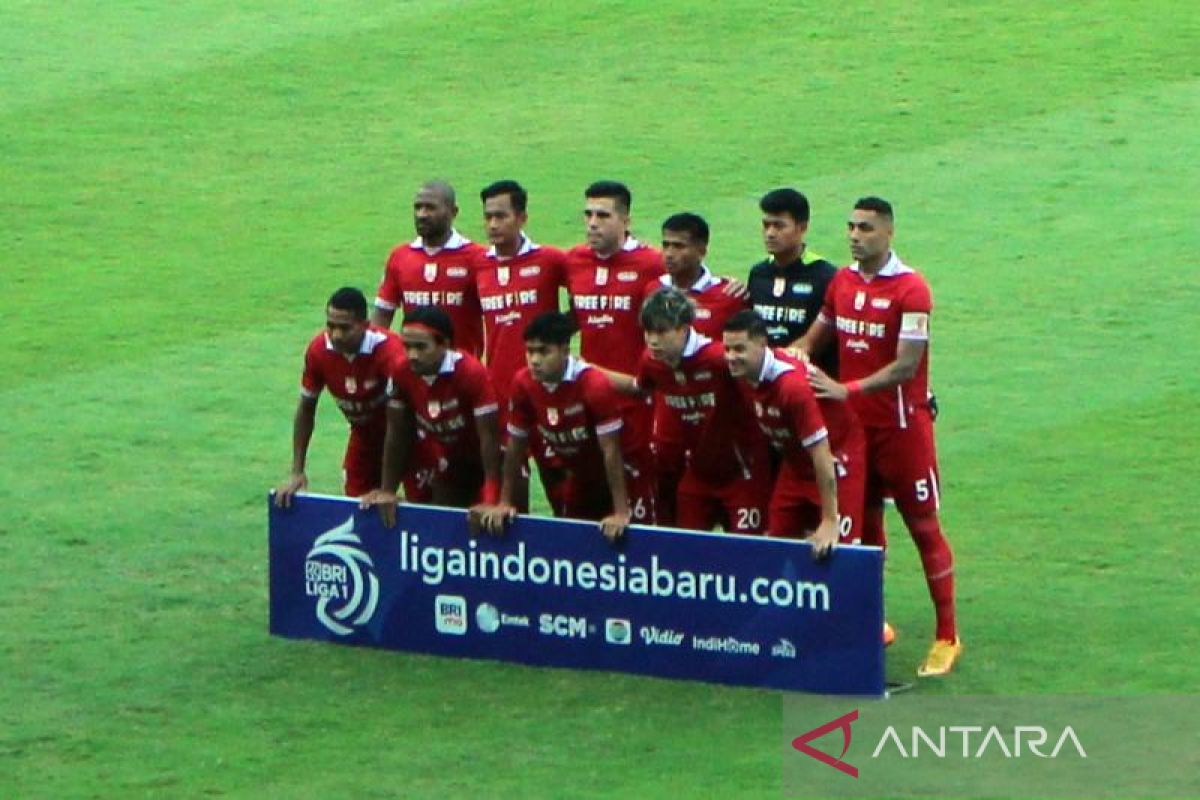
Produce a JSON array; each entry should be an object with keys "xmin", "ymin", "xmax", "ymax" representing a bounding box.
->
[{"xmin": 747, "ymin": 249, "xmax": 839, "ymax": 376}]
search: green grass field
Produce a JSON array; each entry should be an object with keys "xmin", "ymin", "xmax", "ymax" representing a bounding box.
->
[{"xmin": 3, "ymin": 1, "xmax": 1199, "ymax": 796}]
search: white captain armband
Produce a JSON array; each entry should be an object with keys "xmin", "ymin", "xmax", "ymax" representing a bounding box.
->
[{"xmin": 899, "ymin": 312, "xmax": 930, "ymax": 340}]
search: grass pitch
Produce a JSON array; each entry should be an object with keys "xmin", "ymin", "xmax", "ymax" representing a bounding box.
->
[{"xmin": 2, "ymin": 1, "xmax": 1198, "ymax": 796}]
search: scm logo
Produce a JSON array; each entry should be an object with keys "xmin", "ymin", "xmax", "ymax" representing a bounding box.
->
[{"xmin": 539, "ymin": 613, "xmax": 588, "ymax": 638}]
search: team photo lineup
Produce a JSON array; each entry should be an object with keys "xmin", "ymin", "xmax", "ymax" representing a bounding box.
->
[{"xmin": 274, "ymin": 178, "xmax": 961, "ymax": 679}]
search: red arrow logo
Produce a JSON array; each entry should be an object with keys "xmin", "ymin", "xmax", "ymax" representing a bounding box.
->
[{"xmin": 791, "ymin": 709, "xmax": 859, "ymax": 778}]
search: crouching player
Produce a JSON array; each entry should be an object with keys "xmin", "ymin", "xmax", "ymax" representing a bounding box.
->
[
  {"xmin": 470, "ymin": 312, "xmax": 654, "ymax": 541},
  {"xmin": 360, "ymin": 307, "xmax": 502, "ymax": 525},
  {"xmin": 275, "ymin": 287, "xmax": 404, "ymax": 506},
  {"xmin": 723, "ymin": 310, "xmax": 866, "ymax": 557}
]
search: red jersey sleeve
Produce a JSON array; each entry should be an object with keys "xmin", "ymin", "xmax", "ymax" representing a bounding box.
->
[
  {"xmin": 461, "ymin": 357, "xmax": 500, "ymax": 418},
  {"xmin": 581, "ymin": 368, "xmax": 624, "ymax": 436},
  {"xmin": 507, "ymin": 372, "xmax": 535, "ymax": 438},
  {"xmin": 386, "ymin": 361, "xmax": 413, "ymax": 408},
  {"xmin": 633, "ymin": 350, "xmax": 658, "ymax": 394},
  {"xmin": 300, "ymin": 337, "xmax": 325, "ymax": 397},
  {"xmin": 818, "ymin": 270, "xmax": 843, "ymax": 324},
  {"xmin": 375, "ymin": 248, "xmax": 403, "ymax": 311},
  {"xmin": 785, "ymin": 375, "xmax": 829, "ymax": 448}
]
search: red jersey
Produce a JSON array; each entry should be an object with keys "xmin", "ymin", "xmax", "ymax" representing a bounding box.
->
[
  {"xmin": 375, "ymin": 231, "xmax": 487, "ymax": 357},
  {"xmin": 635, "ymin": 329, "xmax": 764, "ymax": 483},
  {"xmin": 819, "ymin": 253, "xmax": 932, "ymax": 429},
  {"xmin": 565, "ymin": 237, "xmax": 664, "ymax": 376},
  {"xmin": 740, "ymin": 348, "xmax": 828, "ymax": 475},
  {"xmin": 386, "ymin": 349, "xmax": 498, "ymax": 462},
  {"xmin": 475, "ymin": 237, "xmax": 567, "ymax": 396},
  {"xmin": 645, "ymin": 266, "xmax": 749, "ymax": 339},
  {"xmin": 507, "ymin": 357, "xmax": 627, "ymax": 476},
  {"xmin": 300, "ymin": 327, "xmax": 403, "ymax": 428}
]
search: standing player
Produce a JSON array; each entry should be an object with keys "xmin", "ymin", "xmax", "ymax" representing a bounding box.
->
[
  {"xmin": 471, "ymin": 312, "xmax": 655, "ymax": 541},
  {"xmin": 609, "ymin": 289, "xmax": 770, "ymax": 535},
  {"xmin": 372, "ymin": 180, "xmax": 486, "ymax": 357},
  {"xmin": 360, "ymin": 307, "xmax": 502, "ymax": 525},
  {"xmin": 798, "ymin": 196, "xmax": 961, "ymax": 677},
  {"xmin": 275, "ymin": 288, "xmax": 404, "ymax": 505},
  {"xmin": 565, "ymin": 181, "xmax": 665, "ymax": 467},
  {"xmin": 722, "ymin": 310, "xmax": 863, "ymax": 554},
  {"xmin": 474, "ymin": 179, "xmax": 569, "ymax": 511},
  {"xmin": 747, "ymin": 188, "xmax": 840, "ymax": 367}
]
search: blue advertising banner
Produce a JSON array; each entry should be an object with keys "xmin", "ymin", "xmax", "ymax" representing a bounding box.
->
[{"xmin": 269, "ymin": 493, "xmax": 885, "ymax": 695}]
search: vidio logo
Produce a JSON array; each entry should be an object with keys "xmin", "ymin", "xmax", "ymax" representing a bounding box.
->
[{"xmin": 304, "ymin": 516, "xmax": 380, "ymax": 636}]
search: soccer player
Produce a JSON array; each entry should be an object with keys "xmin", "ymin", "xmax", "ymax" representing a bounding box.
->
[
  {"xmin": 646, "ymin": 212, "xmax": 749, "ymax": 523},
  {"xmin": 747, "ymin": 188, "xmax": 840, "ymax": 367},
  {"xmin": 471, "ymin": 312, "xmax": 655, "ymax": 541},
  {"xmin": 275, "ymin": 288, "xmax": 404, "ymax": 505},
  {"xmin": 722, "ymin": 310, "xmax": 864, "ymax": 556},
  {"xmin": 564, "ymin": 181, "xmax": 665, "ymax": 461},
  {"xmin": 371, "ymin": 180, "xmax": 487, "ymax": 357},
  {"xmin": 361, "ymin": 307, "xmax": 501, "ymax": 525},
  {"xmin": 474, "ymin": 179, "xmax": 569, "ymax": 511},
  {"xmin": 797, "ymin": 196, "xmax": 962, "ymax": 677},
  {"xmin": 609, "ymin": 288, "xmax": 771, "ymax": 535}
]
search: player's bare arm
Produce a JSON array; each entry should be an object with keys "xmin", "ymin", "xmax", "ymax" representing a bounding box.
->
[
  {"xmin": 467, "ymin": 410, "xmax": 506, "ymax": 533},
  {"xmin": 597, "ymin": 430, "xmax": 632, "ymax": 542},
  {"xmin": 469, "ymin": 432, "xmax": 526, "ymax": 537},
  {"xmin": 791, "ymin": 315, "xmax": 834, "ymax": 356},
  {"xmin": 810, "ymin": 338, "xmax": 926, "ymax": 401},
  {"xmin": 805, "ymin": 437, "xmax": 840, "ymax": 559},
  {"xmin": 720, "ymin": 277, "xmax": 750, "ymax": 300},
  {"xmin": 359, "ymin": 401, "xmax": 415, "ymax": 527},
  {"xmin": 370, "ymin": 305, "xmax": 395, "ymax": 330},
  {"xmin": 596, "ymin": 368, "xmax": 643, "ymax": 397},
  {"xmin": 275, "ymin": 395, "xmax": 319, "ymax": 508}
]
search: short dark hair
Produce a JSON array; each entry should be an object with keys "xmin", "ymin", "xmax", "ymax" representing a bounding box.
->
[
  {"xmin": 523, "ymin": 311, "xmax": 578, "ymax": 346},
  {"xmin": 723, "ymin": 309, "xmax": 769, "ymax": 339},
  {"xmin": 419, "ymin": 180, "xmax": 457, "ymax": 207},
  {"xmin": 401, "ymin": 306, "xmax": 454, "ymax": 344},
  {"xmin": 327, "ymin": 287, "xmax": 368, "ymax": 320},
  {"xmin": 640, "ymin": 287, "xmax": 694, "ymax": 331},
  {"xmin": 662, "ymin": 212, "xmax": 710, "ymax": 245},
  {"xmin": 854, "ymin": 196, "xmax": 894, "ymax": 221},
  {"xmin": 480, "ymin": 180, "xmax": 528, "ymax": 213},
  {"xmin": 759, "ymin": 188, "xmax": 811, "ymax": 223},
  {"xmin": 585, "ymin": 180, "xmax": 632, "ymax": 214}
]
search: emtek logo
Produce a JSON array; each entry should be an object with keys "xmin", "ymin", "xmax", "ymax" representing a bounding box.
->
[
  {"xmin": 435, "ymin": 594, "xmax": 467, "ymax": 635},
  {"xmin": 539, "ymin": 614, "xmax": 588, "ymax": 638},
  {"xmin": 304, "ymin": 516, "xmax": 379, "ymax": 636}
]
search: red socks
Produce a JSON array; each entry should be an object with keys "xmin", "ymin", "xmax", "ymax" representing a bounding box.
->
[{"xmin": 904, "ymin": 512, "xmax": 958, "ymax": 641}]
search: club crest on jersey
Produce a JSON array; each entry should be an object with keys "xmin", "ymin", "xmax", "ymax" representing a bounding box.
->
[
  {"xmin": 674, "ymin": 371, "xmax": 687, "ymax": 384},
  {"xmin": 596, "ymin": 266, "xmax": 609, "ymax": 286},
  {"xmin": 547, "ymin": 407, "xmax": 560, "ymax": 425},
  {"xmin": 772, "ymin": 277, "xmax": 786, "ymax": 297},
  {"xmin": 854, "ymin": 290, "xmax": 867, "ymax": 310},
  {"xmin": 754, "ymin": 400, "xmax": 764, "ymax": 417},
  {"xmin": 497, "ymin": 266, "xmax": 511, "ymax": 285},
  {"xmin": 427, "ymin": 400, "xmax": 441, "ymax": 419},
  {"xmin": 424, "ymin": 262, "xmax": 438, "ymax": 282},
  {"xmin": 344, "ymin": 377, "xmax": 358, "ymax": 394}
]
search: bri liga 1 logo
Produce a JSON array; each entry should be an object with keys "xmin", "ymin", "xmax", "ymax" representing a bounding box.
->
[{"xmin": 304, "ymin": 516, "xmax": 380, "ymax": 636}]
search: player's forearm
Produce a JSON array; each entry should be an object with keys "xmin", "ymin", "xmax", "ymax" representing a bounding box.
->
[
  {"xmin": 370, "ymin": 306, "xmax": 395, "ymax": 329},
  {"xmin": 809, "ymin": 441, "xmax": 839, "ymax": 525},
  {"xmin": 290, "ymin": 402, "xmax": 317, "ymax": 473},
  {"xmin": 499, "ymin": 437, "xmax": 529, "ymax": 507},
  {"xmin": 599, "ymin": 436, "xmax": 630, "ymax": 515},
  {"xmin": 379, "ymin": 408, "xmax": 412, "ymax": 492},
  {"xmin": 598, "ymin": 368, "xmax": 641, "ymax": 396},
  {"xmin": 476, "ymin": 415, "xmax": 503, "ymax": 503},
  {"xmin": 794, "ymin": 318, "xmax": 833, "ymax": 355}
]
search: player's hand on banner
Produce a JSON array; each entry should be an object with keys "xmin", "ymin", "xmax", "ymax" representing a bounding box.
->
[
  {"xmin": 929, "ymin": 391, "xmax": 939, "ymax": 421},
  {"xmin": 809, "ymin": 518, "xmax": 838, "ymax": 560},
  {"xmin": 599, "ymin": 510, "xmax": 631, "ymax": 543},
  {"xmin": 359, "ymin": 489, "xmax": 400, "ymax": 528},
  {"xmin": 468, "ymin": 503, "xmax": 516, "ymax": 536},
  {"xmin": 720, "ymin": 277, "xmax": 750, "ymax": 300},
  {"xmin": 807, "ymin": 365, "xmax": 848, "ymax": 401},
  {"xmin": 274, "ymin": 472, "xmax": 308, "ymax": 508}
]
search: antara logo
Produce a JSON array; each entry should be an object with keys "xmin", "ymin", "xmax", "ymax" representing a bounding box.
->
[{"xmin": 792, "ymin": 710, "xmax": 859, "ymax": 778}]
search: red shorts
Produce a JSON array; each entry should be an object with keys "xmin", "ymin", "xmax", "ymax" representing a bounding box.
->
[
  {"xmin": 675, "ymin": 457, "xmax": 770, "ymax": 535},
  {"xmin": 402, "ymin": 431, "xmax": 444, "ymax": 503},
  {"xmin": 342, "ymin": 424, "xmax": 385, "ymax": 497},
  {"xmin": 863, "ymin": 411, "xmax": 941, "ymax": 518},
  {"xmin": 765, "ymin": 435, "xmax": 866, "ymax": 543},
  {"xmin": 560, "ymin": 456, "xmax": 657, "ymax": 525}
]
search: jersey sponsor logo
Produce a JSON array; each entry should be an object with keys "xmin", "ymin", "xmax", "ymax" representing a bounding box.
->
[
  {"xmin": 871, "ymin": 297, "xmax": 892, "ymax": 309},
  {"xmin": 363, "ymin": 378, "xmax": 378, "ymax": 391},
  {"xmin": 564, "ymin": 403, "xmax": 584, "ymax": 415},
  {"xmin": 694, "ymin": 370, "xmax": 713, "ymax": 381},
  {"xmin": 305, "ymin": 516, "xmax": 380, "ymax": 636},
  {"xmin": 848, "ymin": 339, "xmax": 870, "ymax": 352},
  {"xmin": 519, "ymin": 265, "xmax": 541, "ymax": 277},
  {"xmin": 792, "ymin": 283, "xmax": 813, "ymax": 295},
  {"xmin": 424, "ymin": 262, "xmax": 438, "ymax": 282},
  {"xmin": 573, "ymin": 294, "xmax": 633, "ymax": 311},
  {"xmin": 446, "ymin": 266, "xmax": 468, "ymax": 278},
  {"xmin": 836, "ymin": 315, "xmax": 889, "ymax": 339},
  {"xmin": 755, "ymin": 303, "xmax": 808, "ymax": 324},
  {"xmin": 854, "ymin": 290, "xmax": 867, "ymax": 310},
  {"xmin": 617, "ymin": 271, "xmax": 639, "ymax": 282}
]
